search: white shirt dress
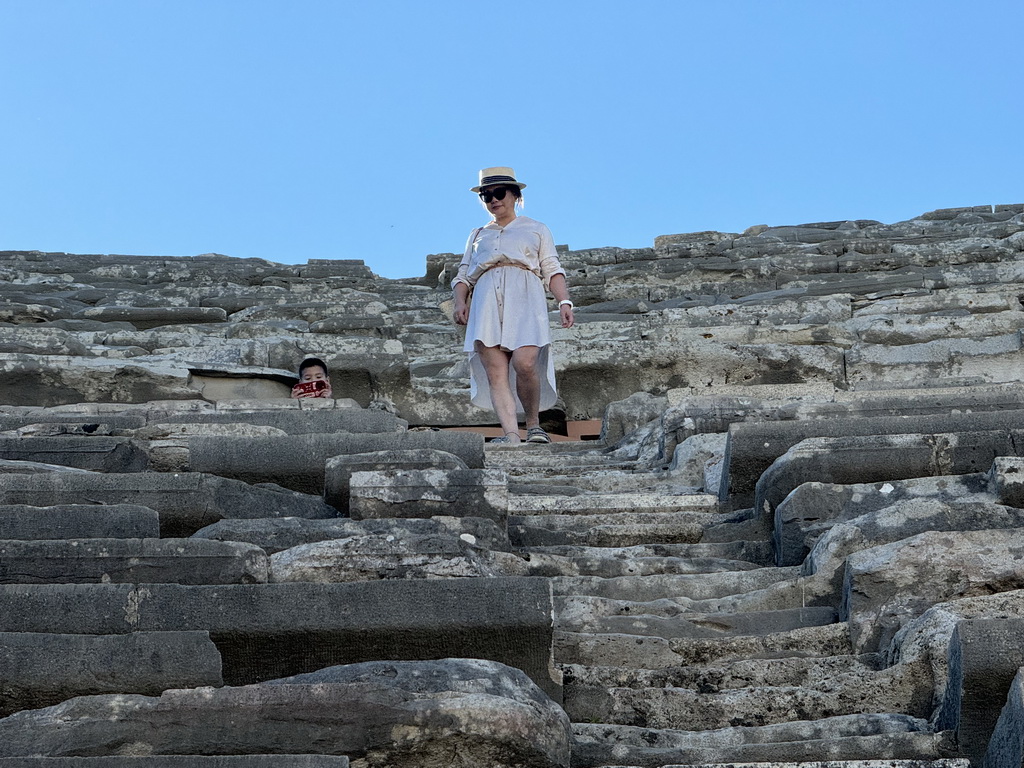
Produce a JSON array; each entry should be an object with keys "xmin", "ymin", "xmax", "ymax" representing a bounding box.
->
[{"xmin": 451, "ymin": 215, "xmax": 566, "ymax": 413}]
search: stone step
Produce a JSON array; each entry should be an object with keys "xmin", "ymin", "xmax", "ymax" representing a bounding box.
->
[
  {"xmin": 556, "ymin": 622, "xmax": 853, "ymax": 669},
  {"xmin": 552, "ymin": 568, "xmax": 800, "ymax": 600},
  {"xmin": 570, "ymin": 715, "xmax": 953, "ymax": 768},
  {"xmin": 510, "ymin": 512, "xmax": 718, "ymax": 548},
  {"xmin": 556, "ymin": 605, "xmax": 837, "ymax": 640},
  {"xmin": 0, "ymin": 759, "xmax": 350, "ymax": 767},
  {"xmin": 520, "ymin": 550, "xmax": 766, "ymax": 578},
  {"xmin": 522, "ymin": 541, "xmax": 774, "ymax": 568},
  {"xmin": 0, "ymin": 503, "xmax": 160, "ymax": 539},
  {"xmin": 560, "ymin": 654, "xmax": 883, "ymax": 693},
  {"xmin": 509, "ymin": 492, "xmax": 719, "ymax": 517},
  {"xmin": 562, "ymin": 661, "xmax": 929, "ymax": 729},
  {"xmin": 0, "ymin": 630, "xmax": 222, "ymax": 717},
  {"xmin": 0, "ymin": 538, "xmax": 268, "ymax": 585}
]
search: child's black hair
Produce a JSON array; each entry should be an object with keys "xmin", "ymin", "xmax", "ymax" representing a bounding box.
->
[{"xmin": 298, "ymin": 357, "xmax": 329, "ymax": 375}]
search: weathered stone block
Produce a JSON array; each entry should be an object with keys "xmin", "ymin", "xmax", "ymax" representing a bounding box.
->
[
  {"xmin": 936, "ymin": 619, "xmax": 1024, "ymax": 767},
  {"xmin": 0, "ymin": 504, "xmax": 160, "ymax": 539},
  {"xmin": 188, "ymin": 432, "xmax": 484, "ymax": 495},
  {"xmin": 323, "ymin": 448, "xmax": 468, "ymax": 513},
  {"xmin": 0, "ymin": 538, "xmax": 268, "ymax": 585},
  {"xmin": 0, "ymin": 473, "xmax": 337, "ymax": 538},
  {"xmin": 0, "ymin": 630, "xmax": 222, "ymax": 716},
  {"xmin": 0, "ymin": 579, "xmax": 558, "ymax": 697},
  {"xmin": 349, "ymin": 468, "xmax": 508, "ymax": 523},
  {"xmin": 983, "ymin": 666, "xmax": 1024, "ymax": 768},
  {"xmin": 843, "ymin": 531, "xmax": 1024, "ymax": 654},
  {"xmin": 0, "ymin": 660, "xmax": 568, "ymax": 768}
]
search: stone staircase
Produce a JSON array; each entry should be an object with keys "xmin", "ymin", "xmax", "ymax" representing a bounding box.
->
[
  {"xmin": 481, "ymin": 440, "xmax": 953, "ymax": 767},
  {"xmin": 3, "ymin": 204, "xmax": 1024, "ymax": 766}
]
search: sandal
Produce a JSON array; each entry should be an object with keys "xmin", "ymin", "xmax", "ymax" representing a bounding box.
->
[
  {"xmin": 526, "ymin": 427, "xmax": 551, "ymax": 444},
  {"xmin": 489, "ymin": 432, "xmax": 521, "ymax": 445}
]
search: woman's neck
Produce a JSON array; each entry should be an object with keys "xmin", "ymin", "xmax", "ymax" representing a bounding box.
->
[{"xmin": 494, "ymin": 211, "xmax": 517, "ymax": 227}]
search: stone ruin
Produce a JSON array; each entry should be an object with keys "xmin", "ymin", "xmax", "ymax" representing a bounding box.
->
[{"xmin": 2, "ymin": 203, "xmax": 1024, "ymax": 767}]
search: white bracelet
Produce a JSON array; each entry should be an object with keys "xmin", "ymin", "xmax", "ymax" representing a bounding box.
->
[{"xmin": 558, "ymin": 300, "xmax": 574, "ymax": 309}]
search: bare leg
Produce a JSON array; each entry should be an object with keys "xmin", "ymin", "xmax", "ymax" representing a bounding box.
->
[
  {"xmin": 475, "ymin": 342, "xmax": 522, "ymax": 442},
  {"xmin": 511, "ymin": 345, "xmax": 541, "ymax": 429}
]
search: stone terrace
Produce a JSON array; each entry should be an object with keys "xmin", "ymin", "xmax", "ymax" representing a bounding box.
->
[{"xmin": 1, "ymin": 203, "xmax": 1024, "ymax": 767}]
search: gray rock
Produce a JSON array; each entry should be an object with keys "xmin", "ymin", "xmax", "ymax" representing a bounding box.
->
[
  {"xmin": 323, "ymin": 448, "xmax": 468, "ymax": 513},
  {"xmin": 0, "ymin": 579, "xmax": 559, "ymax": 697},
  {"xmin": 349, "ymin": 468, "xmax": 508, "ymax": 523},
  {"xmin": 192, "ymin": 515, "xmax": 511, "ymax": 554},
  {"xmin": 0, "ymin": 503, "xmax": 160, "ymax": 539},
  {"xmin": 982, "ymin": 666, "xmax": 1024, "ymax": 768},
  {"xmin": 0, "ymin": 538, "xmax": 268, "ymax": 585},
  {"xmin": 0, "ymin": 630, "xmax": 222, "ymax": 716},
  {"xmin": 0, "ymin": 659, "xmax": 568, "ymax": 768},
  {"xmin": 270, "ymin": 533, "xmax": 527, "ymax": 583},
  {"xmin": 843, "ymin": 530, "xmax": 1024, "ymax": 653},
  {"xmin": 0, "ymin": 472, "xmax": 338, "ymax": 538},
  {"xmin": 188, "ymin": 431, "xmax": 484, "ymax": 495}
]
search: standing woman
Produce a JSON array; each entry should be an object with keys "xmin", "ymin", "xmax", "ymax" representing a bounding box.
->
[{"xmin": 452, "ymin": 166, "xmax": 574, "ymax": 444}]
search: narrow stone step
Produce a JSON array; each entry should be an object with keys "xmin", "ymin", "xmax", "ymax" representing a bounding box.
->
[
  {"xmin": 556, "ymin": 605, "xmax": 837, "ymax": 640},
  {"xmin": 510, "ymin": 493, "xmax": 719, "ymax": 516},
  {"xmin": 552, "ymin": 568, "xmax": 800, "ymax": 600},
  {"xmin": 0, "ymin": 538, "xmax": 268, "ymax": 585},
  {"xmin": 562, "ymin": 661, "xmax": 930, "ymax": 728},
  {"xmin": 0, "ymin": 759, "xmax": 350, "ymax": 767},
  {"xmin": 523, "ymin": 541, "xmax": 774, "ymax": 568},
  {"xmin": 510, "ymin": 512, "xmax": 716, "ymax": 548},
  {"xmin": 560, "ymin": 654, "xmax": 883, "ymax": 693},
  {"xmin": 520, "ymin": 551, "xmax": 764, "ymax": 578},
  {"xmin": 570, "ymin": 715, "xmax": 953, "ymax": 768},
  {"xmin": 557, "ymin": 622, "xmax": 853, "ymax": 669}
]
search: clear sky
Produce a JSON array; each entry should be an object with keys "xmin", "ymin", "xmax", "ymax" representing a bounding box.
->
[{"xmin": 2, "ymin": 1, "xmax": 1020, "ymax": 279}]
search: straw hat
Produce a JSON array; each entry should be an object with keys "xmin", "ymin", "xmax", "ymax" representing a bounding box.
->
[{"xmin": 471, "ymin": 166, "xmax": 527, "ymax": 193}]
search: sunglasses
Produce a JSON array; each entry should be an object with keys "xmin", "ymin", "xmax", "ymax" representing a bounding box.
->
[{"xmin": 479, "ymin": 187, "xmax": 513, "ymax": 203}]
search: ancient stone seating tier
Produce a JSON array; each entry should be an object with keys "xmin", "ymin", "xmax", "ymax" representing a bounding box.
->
[{"xmin": 2, "ymin": 203, "xmax": 1024, "ymax": 766}]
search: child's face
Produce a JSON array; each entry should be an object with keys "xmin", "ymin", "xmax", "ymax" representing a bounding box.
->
[{"xmin": 300, "ymin": 365, "xmax": 328, "ymax": 383}]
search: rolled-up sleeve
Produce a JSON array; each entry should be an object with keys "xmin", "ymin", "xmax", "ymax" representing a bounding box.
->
[
  {"xmin": 536, "ymin": 222, "xmax": 566, "ymax": 289},
  {"xmin": 450, "ymin": 230, "xmax": 477, "ymax": 289}
]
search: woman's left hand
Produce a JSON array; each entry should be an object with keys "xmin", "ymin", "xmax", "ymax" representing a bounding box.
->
[{"xmin": 560, "ymin": 304, "xmax": 575, "ymax": 329}]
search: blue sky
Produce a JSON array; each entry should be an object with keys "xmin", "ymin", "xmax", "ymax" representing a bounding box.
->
[{"xmin": 2, "ymin": 1, "xmax": 1021, "ymax": 279}]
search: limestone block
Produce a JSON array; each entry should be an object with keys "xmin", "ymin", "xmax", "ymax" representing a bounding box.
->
[
  {"xmin": 0, "ymin": 538, "xmax": 268, "ymax": 585},
  {"xmin": 0, "ymin": 472, "xmax": 337, "ymax": 538},
  {"xmin": 188, "ymin": 431, "xmax": 484, "ymax": 496},
  {"xmin": 600, "ymin": 392, "xmax": 668, "ymax": 444},
  {"xmin": 774, "ymin": 476, "xmax": 993, "ymax": 567},
  {"xmin": 157, "ymin": 406, "xmax": 406, "ymax": 435},
  {"xmin": 0, "ymin": 759, "xmax": 347, "ymax": 767},
  {"xmin": 0, "ymin": 436, "xmax": 148, "ymax": 473},
  {"xmin": 270, "ymin": 533, "xmax": 528, "ymax": 583},
  {"xmin": 0, "ymin": 503, "xmax": 160, "ymax": 540},
  {"xmin": 845, "ymin": 310, "xmax": 1024, "ymax": 347},
  {"xmin": 323, "ymin": 448, "xmax": 468, "ymax": 512},
  {"xmin": 73, "ymin": 305, "xmax": 228, "ymax": 329},
  {"xmin": 0, "ymin": 327, "xmax": 89, "ymax": 356},
  {"xmin": 755, "ymin": 430, "xmax": 1015, "ymax": 522},
  {"xmin": 0, "ymin": 354, "xmax": 198, "ymax": 407},
  {"xmin": 847, "ymin": 336, "xmax": 1024, "ymax": 388},
  {"xmin": 721, "ymin": 410, "xmax": 1024, "ymax": 509},
  {"xmin": 0, "ymin": 660, "xmax": 570, "ymax": 768},
  {"xmin": 349, "ymin": 468, "xmax": 508, "ymax": 523},
  {"xmin": 571, "ymin": 713, "xmax": 952, "ymax": 767},
  {"xmin": 802, "ymin": 501, "xmax": 1024, "ymax": 600},
  {"xmin": 843, "ymin": 530, "xmax": 1024, "ymax": 654},
  {"xmin": 555, "ymin": 338, "xmax": 844, "ymax": 423},
  {"xmin": 990, "ymin": 456, "xmax": 1024, "ymax": 508},
  {"xmin": 982, "ymin": 666, "xmax": 1024, "ymax": 768},
  {"xmin": 0, "ymin": 630, "xmax": 222, "ymax": 717},
  {"xmin": 933, "ymin": 619, "xmax": 1024, "ymax": 767},
  {"xmin": 0, "ymin": 579, "xmax": 558, "ymax": 696},
  {"xmin": 192, "ymin": 515, "xmax": 511, "ymax": 555}
]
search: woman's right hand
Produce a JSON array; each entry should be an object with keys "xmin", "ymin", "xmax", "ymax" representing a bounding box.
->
[{"xmin": 453, "ymin": 299, "xmax": 469, "ymax": 325}]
